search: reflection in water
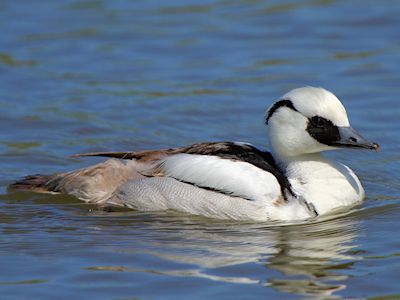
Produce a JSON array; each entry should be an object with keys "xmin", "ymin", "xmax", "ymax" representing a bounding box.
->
[
  {"xmin": 86, "ymin": 211, "xmax": 361, "ymax": 298},
  {"xmin": 265, "ymin": 218, "xmax": 356, "ymax": 297}
]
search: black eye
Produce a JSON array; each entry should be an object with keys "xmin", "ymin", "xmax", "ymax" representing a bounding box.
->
[
  {"xmin": 311, "ymin": 116, "xmax": 326, "ymax": 127},
  {"xmin": 307, "ymin": 115, "xmax": 340, "ymax": 146}
]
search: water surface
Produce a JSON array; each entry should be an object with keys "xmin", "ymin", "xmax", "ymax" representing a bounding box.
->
[{"xmin": 1, "ymin": 0, "xmax": 400, "ymax": 299}]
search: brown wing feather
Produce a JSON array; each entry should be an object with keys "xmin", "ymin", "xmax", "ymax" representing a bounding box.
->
[
  {"xmin": 71, "ymin": 142, "xmax": 242, "ymax": 161},
  {"xmin": 71, "ymin": 148, "xmax": 182, "ymax": 162}
]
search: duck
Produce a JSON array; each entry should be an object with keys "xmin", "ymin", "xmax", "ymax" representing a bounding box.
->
[{"xmin": 10, "ymin": 86, "xmax": 379, "ymax": 222}]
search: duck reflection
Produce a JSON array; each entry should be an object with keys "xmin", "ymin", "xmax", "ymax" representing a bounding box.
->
[
  {"xmin": 264, "ymin": 216, "xmax": 357, "ymax": 297},
  {"xmin": 89, "ymin": 210, "xmax": 361, "ymax": 298}
]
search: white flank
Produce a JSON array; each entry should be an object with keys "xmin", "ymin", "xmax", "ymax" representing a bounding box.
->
[{"xmin": 161, "ymin": 154, "xmax": 281, "ymax": 203}]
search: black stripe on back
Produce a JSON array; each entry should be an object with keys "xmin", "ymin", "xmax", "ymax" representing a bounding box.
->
[{"xmin": 182, "ymin": 142, "xmax": 295, "ymax": 200}]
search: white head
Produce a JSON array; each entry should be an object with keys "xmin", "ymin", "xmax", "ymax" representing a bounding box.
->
[{"xmin": 266, "ymin": 87, "xmax": 378, "ymax": 158}]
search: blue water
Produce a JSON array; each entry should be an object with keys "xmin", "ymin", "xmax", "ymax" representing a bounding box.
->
[{"xmin": 1, "ymin": 0, "xmax": 400, "ymax": 299}]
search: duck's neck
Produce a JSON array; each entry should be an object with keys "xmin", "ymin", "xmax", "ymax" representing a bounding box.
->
[
  {"xmin": 272, "ymin": 151, "xmax": 365, "ymax": 216},
  {"xmin": 273, "ymin": 152, "xmax": 324, "ymax": 167}
]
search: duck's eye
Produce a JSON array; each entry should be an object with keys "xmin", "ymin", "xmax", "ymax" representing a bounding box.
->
[
  {"xmin": 311, "ymin": 116, "xmax": 327, "ymax": 127},
  {"xmin": 307, "ymin": 115, "xmax": 340, "ymax": 146}
]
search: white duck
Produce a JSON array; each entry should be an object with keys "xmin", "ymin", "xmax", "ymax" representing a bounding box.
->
[{"xmin": 11, "ymin": 87, "xmax": 379, "ymax": 222}]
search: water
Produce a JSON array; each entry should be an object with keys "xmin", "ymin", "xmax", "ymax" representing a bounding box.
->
[{"xmin": 1, "ymin": 0, "xmax": 399, "ymax": 299}]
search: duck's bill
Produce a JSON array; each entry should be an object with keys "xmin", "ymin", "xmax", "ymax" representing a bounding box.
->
[{"xmin": 334, "ymin": 126, "xmax": 380, "ymax": 151}]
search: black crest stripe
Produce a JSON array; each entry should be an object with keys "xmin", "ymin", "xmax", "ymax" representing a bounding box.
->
[{"xmin": 265, "ymin": 99, "xmax": 298, "ymax": 124}]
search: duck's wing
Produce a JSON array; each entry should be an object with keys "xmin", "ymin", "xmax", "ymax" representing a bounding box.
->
[{"xmin": 74, "ymin": 142, "xmax": 292, "ymax": 203}]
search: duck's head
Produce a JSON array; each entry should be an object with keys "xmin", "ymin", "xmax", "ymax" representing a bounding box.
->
[{"xmin": 266, "ymin": 86, "xmax": 379, "ymax": 158}]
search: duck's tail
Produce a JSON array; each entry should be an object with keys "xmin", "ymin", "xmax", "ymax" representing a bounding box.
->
[
  {"xmin": 8, "ymin": 158, "xmax": 150, "ymax": 204},
  {"xmin": 9, "ymin": 174, "xmax": 57, "ymax": 193}
]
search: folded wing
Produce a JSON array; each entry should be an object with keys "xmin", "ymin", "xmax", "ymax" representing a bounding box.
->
[{"xmin": 74, "ymin": 142, "xmax": 290, "ymax": 203}]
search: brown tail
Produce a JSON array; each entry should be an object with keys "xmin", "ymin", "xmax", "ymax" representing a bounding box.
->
[{"xmin": 9, "ymin": 174, "xmax": 56, "ymax": 193}]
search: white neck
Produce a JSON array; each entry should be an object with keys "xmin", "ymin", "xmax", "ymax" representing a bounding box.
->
[{"xmin": 273, "ymin": 151, "xmax": 365, "ymax": 215}]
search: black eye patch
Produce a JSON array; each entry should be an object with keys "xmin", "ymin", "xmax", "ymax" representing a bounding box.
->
[{"xmin": 307, "ymin": 116, "xmax": 340, "ymax": 145}]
